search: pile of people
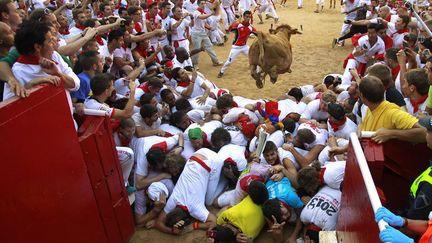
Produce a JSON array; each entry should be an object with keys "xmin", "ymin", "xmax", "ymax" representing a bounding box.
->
[{"xmin": 2, "ymin": 0, "xmax": 432, "ymax": 242}]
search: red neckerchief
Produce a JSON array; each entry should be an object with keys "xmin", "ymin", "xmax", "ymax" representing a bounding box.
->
[
  {"xmin": 164, "ymin": 72, "xmax": 172, "ymax": 79},
  {"xmin": 75, "ymin": 23, "xmax": 86, "ymax": 31},
  {"xmin": 135, "ymin": 46, "xmax": 149, "ymax": 58},
  {"xmin": 395, "ymin": 28, "xmax": 409, "ymax": 35},
  {"xmin": 385, "ymin": 15, "xmax": 391, "ymax": 22},
  {"xmin": 59, "ymin": 27, "xmax": 70, "ymax": 35},
  {"xmin": 329, "ymin": 116, "xmax": 347, "ymax": 132},
  {"xmin": 17, "ymin": 55, "xmax": 40, "ymax": 65},
  {"xmin": 239, "ymin": 175, "xmax": 264, "ymax": 191},
  {"xmin": 410, "ymin": 94, "xmax": 428, "ymax": 113},
  {"xmin": 134, "ymin": 22, "xmax": 142, "ymax": 33},
  {"xmin": 95, "ymin": 35, "xmax": 104, "ymax": 45},
  {"xmin": 173, "ymin": 16, "xmax": 181, "ymax": 21},
  {"xmin": 158, "ymin": 11, "xmax": 168, "ymax": 19},
  {"xmin": 177, "ymin": 79, "xmax": 190, "ymax": 87},
  {"xmin": 202, "ymin": 132, "xmax": 212, "ymax": 148},
  {"xmin": 233, "ymin": 102, "xmax": 239, "ymax": 107},
  {"xmin": 138, "ymin": 82, "xmax": 150, "ymax": 93},
  {"xmin": 190, "ymin": 0, "xmax": 196, "ymax": 3},
  {"xmin": 319, "ymin": 167, "xmax": 327, "ymax": 186},
  {"xmin": 118, "ymin": 132, "xmax": 131, "ymax": 146},
  {"xmin": 241, "ymin": 20, "xmax": 250, "ymax": 27},
  {"xmin": 391, "ymin": 65, "xmax": 400, "ymax": 80},
  {"xmin": 197, "ymin": 7, "xmax": 206, "ymax": 14}
]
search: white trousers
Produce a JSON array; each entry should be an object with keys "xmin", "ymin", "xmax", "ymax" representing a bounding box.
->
[
  {"xmin": 116, "ymin": 146, "xmax": 134, "ymax": 186},
  {"xmin": 221, "ymin": 45, "xmax": 250, "ymax": 73},
  {"xmin": 341, "ymin": 59, "xmax": 360, "ymax": 86}
]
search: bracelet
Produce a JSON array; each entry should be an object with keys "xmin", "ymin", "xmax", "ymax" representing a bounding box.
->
[
  {"xmin": 192, "ymin": 222, "xmax": 200, "ymax": 230},
  {"xmin": 179, "ymin": 145, "xmax": 184, "ymax": 149}
]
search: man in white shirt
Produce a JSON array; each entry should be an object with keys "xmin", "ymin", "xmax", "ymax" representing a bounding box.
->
[
  {"xmin": 190, "ymin": 0, "xmax": 222, "ymax": 67},
  {"xmin": 341, "ymin": 23, "xmax": 385, "ymax": 86},
  {"xmin": 170, "ymin": 6, "xmax": 193, "ymax": 52},
  {"xmin": 84, "ymin": 73, "xmax": 137, "ymax": 187},
  {"xmin": 4, "ymin": 21, "xmax": 79, "ymax": 102}
]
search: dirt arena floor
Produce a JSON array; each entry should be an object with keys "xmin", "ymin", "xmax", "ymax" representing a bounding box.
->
[{"xmin": 130, "ymin": 2, "xmax": 351, "ymax": 242}]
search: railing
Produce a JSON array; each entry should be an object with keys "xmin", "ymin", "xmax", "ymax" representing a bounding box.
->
[
  {"xmin": 0, "ymin": 85, "xmax": 134, "ymax": 242},
  {"xmin": 336, "ymin": 132, "xmax": 432, "ymax": 242}
]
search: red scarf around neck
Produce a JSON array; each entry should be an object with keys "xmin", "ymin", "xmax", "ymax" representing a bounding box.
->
[
  {"xmin": 17, "ymin": 55, "xmax": 40, "ymax": 65},
  {"xmin": 329, "ymin": 116, "xmax": 347, "ymax": 132},
  {"xmin": 197, "ymin": 7, "xmax": 206, "ymax": 14},
  {"xmin": 75, "ymin": 23, "xmax": 86, "ymax": 31},
  {"xmin": 95, "ymin": 35, "xmax": 104, "ymax": 45},
  {"xmin": 410, "ymin": 94, "xmax": 428, "ymax": 113}
]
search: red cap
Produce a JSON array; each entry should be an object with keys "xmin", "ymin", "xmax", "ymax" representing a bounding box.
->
[{"xmin": 146, "ymin": 0, "xmax": 157, "ymax": 8}]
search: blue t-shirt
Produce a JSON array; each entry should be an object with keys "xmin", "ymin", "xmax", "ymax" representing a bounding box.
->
[
  {"xmin": 71, "ymin": 72, "xmax": 91, "ymax": 102},
  {"xmin": 266, "ymin": 177, "xmax": 304, "ymax": 209}
]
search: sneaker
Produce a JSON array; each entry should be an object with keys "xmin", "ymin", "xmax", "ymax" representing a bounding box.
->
[
  {"xmin": 258, "ymin": 21, "xmax": 264, "ymax": 24},
  {"xmin": 332, "ymin": 38, "xmax": 337, "ymax": 48},
  {"xmin": 297, "ymin": 6, "xmax": 302, "ymax": 8},
  {"xmin": 314, "ymin": 10, "xmax": 319, "ymax": 13},
  {"xmin": 274, "ymin": 18, "xmax": 279, "ymax": 24},
  {"xmin": 265, "ymin": 14, "xmax": 271, "ymax": 19},
  {"xmin": 218, "ymin": 71, "xmax": 224, "ymax": 78},
  {"xmin": 344, "ymin": 19, "xmax": 352, "ymax": 24},
  {"xmin": 213, "ymin": 62, "xmax": 223, "ymax": 66},
  {"xmin": 224, "ymin": 35, "xmax": 228, "ymax": 42}
]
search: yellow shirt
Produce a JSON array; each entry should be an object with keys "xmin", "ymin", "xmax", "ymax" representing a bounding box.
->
[
  {"xmin": 362, "ymin": 100, "xmax": 418, "ymax": 131},
  {"xmin": 216, "ymin": 196, "xmax": 265, "ymax": 239}
]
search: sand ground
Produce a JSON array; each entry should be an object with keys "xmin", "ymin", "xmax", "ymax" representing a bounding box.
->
[{"xmin": 130, "ymin": 2, "xmax": 351, "ymax": 242}]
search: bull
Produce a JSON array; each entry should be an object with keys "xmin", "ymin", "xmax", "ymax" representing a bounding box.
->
[{"xmin": 248, "ymin": 24, "xmax": 302, "ymax": 89}]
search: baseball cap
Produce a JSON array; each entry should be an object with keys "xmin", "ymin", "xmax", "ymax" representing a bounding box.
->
[
  {"xmin": 146, "ymin": 0, "xmax": 157, "ymax": 8},
  {"xmin": 188, "ymin": 127, "xmax": 203, "ymax": 140},
  {"xmin": 328, "ymin": 103, "xmax": 346, "ymax": 121},
  {"xmin": 419, "ymin": 116, "xmax": 432, "ymax": 131}
]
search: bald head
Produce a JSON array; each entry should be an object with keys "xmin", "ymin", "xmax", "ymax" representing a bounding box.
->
[{"xmin": 379, "ymin": 6, "xmax": 390, "ymax": 18}]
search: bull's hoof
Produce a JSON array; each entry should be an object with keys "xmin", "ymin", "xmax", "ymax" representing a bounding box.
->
[
  {"xmin": 287, "ymin": 69, "xmax": 292, "ymax": 73},
  {"xmin": 256, "ymin": 80, "xmax": 264, "ymax": 89},
  {"xmin": 270, "ymin": 77, "xmax": 277, "ymax": 84}
]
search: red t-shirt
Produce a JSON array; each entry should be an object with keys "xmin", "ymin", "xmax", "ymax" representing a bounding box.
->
[{"xmin": 230, "ymin": 22, "xmax": 256, "ymax": 46}]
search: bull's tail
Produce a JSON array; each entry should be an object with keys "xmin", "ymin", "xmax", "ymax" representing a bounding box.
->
[{"xmin": 257, "ymin": 31, "xmax": 265, "ymax": 68}]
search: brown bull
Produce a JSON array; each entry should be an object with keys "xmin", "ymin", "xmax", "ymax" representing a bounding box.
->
[{"xmin": 248, "ymin": 24, "xmax": 302, "ymax": 89}]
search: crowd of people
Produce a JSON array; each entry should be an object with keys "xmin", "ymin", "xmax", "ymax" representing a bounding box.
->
[{"xmin": 2, "ymin": 0, "xmax": 432, "ymax": 242}]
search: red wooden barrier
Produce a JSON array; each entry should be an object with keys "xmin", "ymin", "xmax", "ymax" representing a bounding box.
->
[
  {"xmin": 337, "ymin": 137, "xmax": 432, "ymax": 242},
  {"xmin": 78, "ymin": 116, "xmax": 135, "ymax": 242},
  {"xmin": 336, "ymin": 140, "xmax": 381, "ymax": 243},
  {"xmin": 0, "ymin": 85, "xmax": 107, "ymax": 242},
  {"xmin": 0, "ymin": 85, "xmax": 134, "ymax": 243}
]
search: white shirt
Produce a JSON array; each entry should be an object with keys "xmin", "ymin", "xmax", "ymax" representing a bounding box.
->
[
  {"xmin": 184, "ymin": 120, "xmax": 223, "ymax": 141},
  {"xmin": 223, "ymin": 107, "xmax": 259, "ymax": 124},
  {"xmin": 218, "ymin": 144, "xmax": 247, "ymax": 171},
  {"xmin": 84, "ymin": 98, "xmax": 115, "ymax": 117},
  {"xmin": 327, "ymin": 117, "xmax": 357, "ymax": 140},
  {"xmin": 175, "ymin": 75, "xmax": 208, "ymax": 98},
  {"xmin": 191, "ymin": 9, "xmax": 207, "ymax": 33},
  {"xmin": 6, "ymin": 52, "xmax": 80, "ymax": 112},
  {"xmin": 183, "ymin": 0, "xmax": 198, "ymax": 13},
  {"xmin": 133, "ymin": 135, "xmax": 179, "ymax": 176},
  {"xmin": 132, "ymin": 112, "xmax": 162, "ymax": 130},
  {"xmin": 353, "ymin": 34, "xmax": 385, "ymax": 64},
  {"xmin": 323, "ymin": 161, "xmax": 346, "ymax": 190},
  {"xmin": 298, "ymin": 121, "xmax": 328, "ymax": 148},
  {"xmin": 301, "ymin": 99, "xmax": 329, "ymax": 121},
  {"xmin": 404, "ymin": 97, "xmax": 427, "ymax": 116},
  {"xmin": 300, "ymin": 186, "xmax": 341, "ymax": 230},
  {"xmin": 99, "ymin": 44, "xmax": 115, "ymax": 70},
  {"xmin": 170, "ymin": 17, "xmax": 191, "ymax": 41},
  {"xmin": 173, "ymin": 55, "xmax": 193, "ymax": 68},
  {"xmin": 164, "ymin": 148, "xmax": 221, "ymax": 222},
  {"xmin": 260, "ymin": 147, "xmax": 298, "ymax": 169},
  {"xmin": 224, "ymin": 125, "xmax": 248, "ymax": 147},
  {"xmin": 278, "ymin": 99, "xmax": 307, "ymax": 121},
  {"xmin": 66, "ymin": 26, "xmax": 83, "ymax": 39}
]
